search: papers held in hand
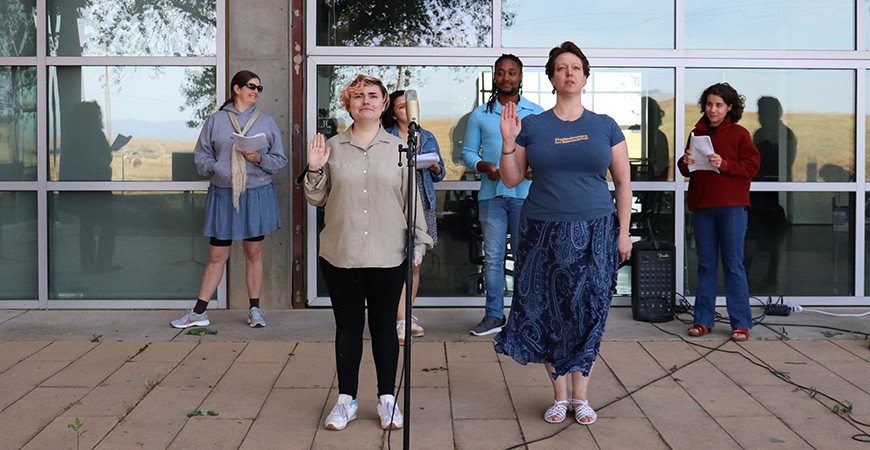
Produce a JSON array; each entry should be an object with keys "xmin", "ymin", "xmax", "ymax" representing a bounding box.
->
[
  {"xmin": 232, "ymin": 132, "xmax": 268, "ymax": 152},
  {"xmin": 687, "ymin": 132, "xmax": 720, "ymax": 173},
  {"xmin": 110, "ymin": 134, "xmax": 132, "ymax": 151},
  {"xmin": 415, "ymin": 153, "xmax": 440, "ymax": 168}
]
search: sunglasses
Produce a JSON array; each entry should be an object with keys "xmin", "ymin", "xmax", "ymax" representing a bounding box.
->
[{"xmin": 244, "ymin": 83, "xmax": 264, "ymax": 93}]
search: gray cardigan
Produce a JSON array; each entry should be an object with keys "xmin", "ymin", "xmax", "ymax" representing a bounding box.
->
[{"xmin": 194, "ymin": 104, "xmax": 287, "ymax": 189}]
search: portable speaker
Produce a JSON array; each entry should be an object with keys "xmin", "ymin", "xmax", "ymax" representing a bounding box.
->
[{"xmin": 631, "ymin": 240, "xmax": 675, "ymax": 323}]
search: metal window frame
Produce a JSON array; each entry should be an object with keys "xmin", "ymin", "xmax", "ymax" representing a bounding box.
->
[
  {"xmin": 303, "ymin": 0, "xmax": 870, "ymax": 307},
  {"xmin": 0, "ymin": 0, "xmax": 227, "ymax": 309}
]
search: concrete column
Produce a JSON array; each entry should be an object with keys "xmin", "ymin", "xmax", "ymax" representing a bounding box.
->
[{"xmin": 226, "ymin": 0, "xmax": 293, "ymax": 309}]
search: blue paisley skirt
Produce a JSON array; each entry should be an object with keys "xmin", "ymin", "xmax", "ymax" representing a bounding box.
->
[{"xmin": 494, "ymin": 212, "xmax": 620, "ymax": 378}]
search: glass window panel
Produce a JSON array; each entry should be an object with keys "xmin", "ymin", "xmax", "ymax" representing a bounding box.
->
[
  {"xmin": 686, "ymin": 69, "xmax": 855, "ymax": 182},
  {"xmin": 316, "ymin": 0, "xmax": 491, "ymax": 47},
  {"xmin": 0, "ymin": 192, "xmax": 38, "ymax": 299},
  {"xmin": 502, "ymin": 0, "xmax": 674, "ymax": 49},
  {"xmin": 49, "ymin": 66, "xmax": 216, "ymax": 182},
  {"xmin": 318, "ymin": 65, "xmax": 674, "ymax": 183},
  {"xmin": 317, "ymin": 65, "xmax": 485, "ymax": 181},
  {"xmin": 47, "ymin": 0, "xmax": 217, "ymax": 56},
  {"xmin": 49, "ymin": 191, "xmax": 209, "ymax": 300},
  {"xmin": 685, "ymin": 192, "xmax": 855, "ymax": 297},
  {"xmin": 0, "ymin": 67, "xmax": 37, "ymax": 181},
  {"xmin": 686, "ymin": 0, "xmax": 854, "ymax": 50},
  {"xmin": 316, "ymin": 190, "xmax": 518, "ymax": 298},
  {"xmin": 0, "ymin": 1, "xmax": 37, "ymax": 56}
]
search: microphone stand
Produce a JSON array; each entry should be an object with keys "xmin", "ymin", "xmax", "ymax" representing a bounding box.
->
[{"xmin": 397, "ymin": 121, "xmax": 419, "ymax": 450}]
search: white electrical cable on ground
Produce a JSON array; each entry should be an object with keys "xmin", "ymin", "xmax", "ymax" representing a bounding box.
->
[{"xmin": 785, "ymin": 303, "xmax": 870, "ymax": 317}]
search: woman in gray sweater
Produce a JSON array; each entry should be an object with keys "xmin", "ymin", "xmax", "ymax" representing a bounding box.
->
[{"xmin": 171, "ymin": 70, "xmax": 287, "ymax": 329}]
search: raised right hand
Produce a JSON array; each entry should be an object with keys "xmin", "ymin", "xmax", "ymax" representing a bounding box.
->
[
  {"xmin": 307, "ymin": 133, "xmax": 329, "ymax": 170},
  {"xmin": 500, "ymin": 101, "xmax": 522, "ymax": 143}
]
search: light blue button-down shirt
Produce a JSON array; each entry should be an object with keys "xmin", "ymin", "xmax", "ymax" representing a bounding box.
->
[{"xmin": 462, "ymin": 96, "xmax": 544, "ymax": 201}]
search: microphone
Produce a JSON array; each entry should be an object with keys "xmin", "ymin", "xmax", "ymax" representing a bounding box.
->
[{"xmin": 405, "ymin": 89, "xmax": 420, "ymax": 129}]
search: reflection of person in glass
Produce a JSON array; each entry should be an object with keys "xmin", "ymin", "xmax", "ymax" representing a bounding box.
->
[
  {"xmin": 462, "ymin": 54, "xmax": 544, "ymax": 337},
  {"xmin": 304, "ymin": 75, "xmax": 433, "ymax": 432},
  {"xmin": 643, "ymin": 96, "xmax": 670, "ymax": 181},
  {"xmin": 678, "ymin": 83, "xmax": 760, "ymax": 341},
  {"xmin": 382, "ymin": 90, "xmax": 445, "ymax": 343},
  {"xmin": 496, "ymin": 42, "xmax": 633, "ymax": 426},
  {"xmin": 171, "ymin": 70, "xmax": 287, "ymax": 329},
  {"xmin": 746, "ymin": 96, "xmax": 794, "ymax": 287},
  {"xmin": 58, "ymin": 101, "xmax": 124, "ymax": 273}
]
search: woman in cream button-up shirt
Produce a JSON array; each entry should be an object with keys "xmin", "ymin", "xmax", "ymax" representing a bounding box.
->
[{"xmin": 304, "ymin": 74, "xmax": 432, "ymax": 432}]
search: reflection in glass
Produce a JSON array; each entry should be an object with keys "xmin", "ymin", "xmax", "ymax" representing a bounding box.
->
[
  {"xmin": 317, "ymin": 65, "xmax": 485, "ymax": 181},
  {"xmin": 685, "ymin": 192, "xmax": 855, "ymax": 296},
  {"xmin": 686, "ymin": 0, "xmax": 853, "ymax": 50},
  {"xmin": 0, "ymin": 67, "xmax": 37, "ymax": 181},
  {"xmin": 317, "ymin": 0, "xmax": 491, "ymax": 47},
  {"xmin": 318, "ymin": 66, "xmax": 674, "ymax": 182},
  {"xmin": 686, "ymin": 69, "xmax": 855, "ymax": 182},
  {"xmin": 0, "ymin": 1, "xmax": 36, "ymax": 56},
  {"xmin": 526, "ymin": 67, "xmax": 676, "ymax": 182},
  {"xmin": 49, "ymin": 66, "xmax": 216, "ymax": 181},
  {"xmin": 50, "ymin": 191, "xmax": 209, "ymax": 299},
  {"xmin": 47, "ymin": 0, "xmax": 217, "ymax": 56},
  {"xmin": 502, "ymin": 0, "xmax": 673, "ymax": 48},
  {"xmin": 0, "ymin": 192, "xmax": 38, "ymax": 299}
]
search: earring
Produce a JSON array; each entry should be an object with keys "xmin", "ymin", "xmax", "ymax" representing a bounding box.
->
[{"xmin": 551, "ymin": 88, "xmax": 556, "ymax": 94}]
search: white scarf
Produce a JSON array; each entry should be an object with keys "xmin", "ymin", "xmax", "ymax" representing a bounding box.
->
[{"xmin": 227, "ymin": 109, "xmax": 261, "ymax": 211}]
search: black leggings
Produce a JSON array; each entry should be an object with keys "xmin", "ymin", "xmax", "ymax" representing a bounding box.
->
[
  {"xmin": 209, "ymin": 235, "xmax": 264, "ymax": 247},
  {"xmin": 320, "ymin": 257, "xmax": 406, "ymax": 398}
]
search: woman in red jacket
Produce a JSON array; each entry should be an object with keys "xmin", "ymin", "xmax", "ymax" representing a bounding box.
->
[{"xmin": 678, "ymin": 83, "xmax": 760, "ymax": 341}]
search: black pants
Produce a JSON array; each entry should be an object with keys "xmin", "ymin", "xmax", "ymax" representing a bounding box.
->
[{"xmin": 320, "ymin": 257, "xmax": 406, "ymax": 398}]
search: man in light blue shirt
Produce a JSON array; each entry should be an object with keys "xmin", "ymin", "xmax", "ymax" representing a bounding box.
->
[{"xmin": 462, "ymin": 54, "xmax": 544, "ymax": 336}]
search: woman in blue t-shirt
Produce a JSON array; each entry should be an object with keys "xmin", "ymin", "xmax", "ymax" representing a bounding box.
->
[{"xmin": 494, "ymin": 41, "xmax": 633, "ymax": 426}]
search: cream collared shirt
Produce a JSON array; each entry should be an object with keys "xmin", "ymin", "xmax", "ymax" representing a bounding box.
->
[{"xmin": 304, "ymin": 126, "xmax": 433, "ymax": 268}]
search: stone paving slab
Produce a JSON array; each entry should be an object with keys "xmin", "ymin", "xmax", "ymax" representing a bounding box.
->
[{"xmin": 1, "ymin": 307, "xmax": 869, "ymax": 449}]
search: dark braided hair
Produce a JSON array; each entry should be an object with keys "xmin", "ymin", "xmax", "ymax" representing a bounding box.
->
[{"xmin": 485, "ymin": 54, "xmax": 524, "ymax": 114}]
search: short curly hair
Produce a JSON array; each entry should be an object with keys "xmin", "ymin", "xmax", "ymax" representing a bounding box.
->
[
  {"xmin": 699, "ymin": 82, "xmax": 745, "ymax": 124},
  {"xmin": 545, "ymin": 41, "xmax": 590, "ymax": 80},
  {"xmin": 339, "ymin": 74, "xmax": 389, "ymax": 114}
]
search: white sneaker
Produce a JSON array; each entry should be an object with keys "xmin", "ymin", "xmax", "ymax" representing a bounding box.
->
[
  {"xmin": 410, "ymin": 316, "xmax": 424, "ymax": 337},
  {"xmin": 397, "ymin": 321, "xmax": 407, "ymax": 345},
  {"xmin": 247, "ymin": 307, "xmax": 265, "ymax": 328},
  {"xmin": 377, "ymin": 394, "xmax": 403, "ymax": 430},
  {"xmin": 324, "ymin": 394, "xmax": 357, "ymax": 431}
]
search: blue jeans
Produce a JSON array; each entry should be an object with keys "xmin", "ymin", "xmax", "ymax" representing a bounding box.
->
[
  {"xmin": 479, "ymin": 196, "xmax": 524, "ymax": 319},
  {"xmin": 692, "ymin": 206, "xmax": 752, "ymax": 330}
]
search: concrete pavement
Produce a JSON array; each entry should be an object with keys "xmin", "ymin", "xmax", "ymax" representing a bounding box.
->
[{"xmin": 0, "ymin": 307, "xmax": 869, "ymax": 449}]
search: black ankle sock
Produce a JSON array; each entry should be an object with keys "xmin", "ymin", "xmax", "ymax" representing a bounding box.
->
[
  {"xmin": 193, "ymin": 299, "xmax": 209, "ymax": 314},
  {"xmin": 249, "ymin": 298, "xmax": 260, "ymax": 309}
]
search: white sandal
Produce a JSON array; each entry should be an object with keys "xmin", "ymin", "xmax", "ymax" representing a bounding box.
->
[
  {"xmin": 544, "ymin": 399, "xmax": 570, "ymax": 423},
  {"xmin": 571, "ymin": 399, "xmax": 597, "ymax": 425}
]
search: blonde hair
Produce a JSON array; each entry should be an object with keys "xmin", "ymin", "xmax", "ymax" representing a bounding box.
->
[{"xmin": 339, "ymin": 74, "xmax": 389, "ymax": 113}]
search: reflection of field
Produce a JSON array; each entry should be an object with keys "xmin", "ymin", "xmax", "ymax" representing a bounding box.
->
[
  {"xmin": 48, "ymin": 137, "xmax": 198, "ymax": 181},
  {"xmin": 684, "ymin": 106, "xmax": 856, "ymax": 182}
]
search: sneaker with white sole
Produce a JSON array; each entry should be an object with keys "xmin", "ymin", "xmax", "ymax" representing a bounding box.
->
[
  {"xmin": 410, "ymin": 316, "xmax": 424, "ymax": 337},
  {"xmin": 170, "ymin": 309, "xmax": 209, "ymax": 329},
  {"xmin": 377, "ymin": 394, "xmax": 403, "ymax": 430},
  {"xmin": 324, "ymin": 394, "xmax": 357, "ymax": 431},
  {"xmin": 397, "ymin": 320, "xmax": 407, "ymax": 345},
  {"xmin": 248, "ymin": 307, "xmax": 266, "ymax": 328},
  {"xmin": 470, "ymin": 315, "xmax": 506, "ymax": 336}
]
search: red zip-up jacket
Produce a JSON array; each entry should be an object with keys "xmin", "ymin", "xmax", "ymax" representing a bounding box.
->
[{"xmin": 678, "ymin": 116, "xmax": 760, "ymax": 211}]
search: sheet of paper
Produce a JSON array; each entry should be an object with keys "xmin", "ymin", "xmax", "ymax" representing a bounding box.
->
[
  {"xmin": 687, "ymin": 132, "xmax": 720, "ymax": 173},
  {"xmin": 232, "ymin": 132, "xmax": 268, "ymax": 152},
  {"xmin": 416, "ymin": 153, "xmax": 440, "ymax": 168},
  {"xmin": 110, "ymin": 134, "xmax": 132, "ymax": 151}
]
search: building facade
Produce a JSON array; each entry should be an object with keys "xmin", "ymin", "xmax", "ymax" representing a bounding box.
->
[{"xmin": 2, "ymin": 0, "xmax": 869, "ymax": 309}]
